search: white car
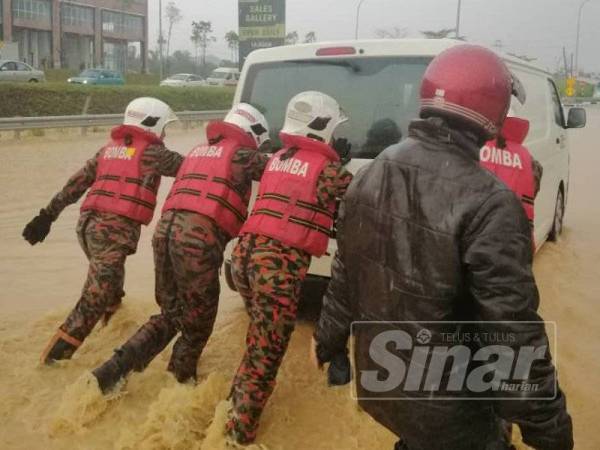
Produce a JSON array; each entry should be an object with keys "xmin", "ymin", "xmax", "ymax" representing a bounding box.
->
[
  {"xmin": 0, "ymin": 60, "xmax": 45, "ymax": 83},
  {"xmin": 160, "ymin": 73, "xmax": 205, "ymax": 87},
  {"xmin": 206, "ymin": 67, "xmax": 240, "ymax": 87},
  {"xmin": 223, "ymin": 39, "xmax": 587, "ymax": 313}
]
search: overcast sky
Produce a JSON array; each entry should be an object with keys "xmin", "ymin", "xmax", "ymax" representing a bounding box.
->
[{"xmin": 148, "ymin": 0, "xmax": 600, "ymax": 73}]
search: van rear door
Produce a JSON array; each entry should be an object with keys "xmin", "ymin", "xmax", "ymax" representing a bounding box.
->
[{"xmin": 240, "ymin": 56, "xmax": 431, "ymax": 159}]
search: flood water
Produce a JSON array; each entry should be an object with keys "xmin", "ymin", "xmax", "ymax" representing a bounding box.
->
[{"xmin": 1, "ymin": 112, "xmax": 599, "ymax": 449}]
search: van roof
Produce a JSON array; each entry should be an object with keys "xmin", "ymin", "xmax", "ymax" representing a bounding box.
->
[
  {"xmin": 214, "ymin": 67, "xmax": 239, "ymax": 72},
  {"xmin": 244, "ymin": 38, "xmax": 550, "ymax": 75}
]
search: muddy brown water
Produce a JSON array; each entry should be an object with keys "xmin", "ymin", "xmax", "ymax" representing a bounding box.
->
[{"xmin": 1, "ymin": 113, "xmax": 599, "ymax": 449}]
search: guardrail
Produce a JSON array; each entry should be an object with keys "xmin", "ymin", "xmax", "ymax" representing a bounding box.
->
[
  {"xmin": 563, "ymin": 97, "xmax": 598, "ymax": 106},
  {"xmin": 0, "ymin": 110, "xmax": 228, "ymax": 135}
]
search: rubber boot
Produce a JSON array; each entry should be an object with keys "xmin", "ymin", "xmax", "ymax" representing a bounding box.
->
[
  {"xmin": 92, "ymin": 347, "xmax": 136, "ymax": 394},
  {"xmin": 41, "ymin": 330, "xmax": 82, "ymax": 365},
  {"xmin": 167, "ymin": 340, "xmax": 200, "ymax": 384},
  {"xmin": 394, "ymin": 440, "xmax": 409, "ymax": 450},
  {"xmin": 328, "ymin": 350, "xmax": 351, "ymax": 386}
]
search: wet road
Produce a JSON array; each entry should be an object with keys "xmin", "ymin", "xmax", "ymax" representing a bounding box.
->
[{"xmin": 0, "ymin": 109, "xmax": 599, "ymax": 448}]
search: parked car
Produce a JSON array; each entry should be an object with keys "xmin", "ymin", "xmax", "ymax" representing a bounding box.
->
[
  {"xmin": 160, "ymin": 73, "xmax": 205, "ymax": 87},
  {"xmin": 0, "ymin": 60, "xmax": 45, "ymax": 83},
  {"xmin": 206, "ymin": 67, "xmax": 240, "ymax": 87},
  {"xmin": 67, "ymin": 69, "xmax": 125, "ymax": 85},
  {"xmin": 223, "ymin": 38, "xmax": 587, "ymax": 316}
]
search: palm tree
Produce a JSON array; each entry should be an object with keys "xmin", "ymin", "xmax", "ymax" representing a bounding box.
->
[
  {"xmin": 165, "ymin": 2, "xmax": 183, "ymax": 74},
  {"xmin": 225, "ymin": 31, "xmax": 240, "ymax": 63},
  {"xmin": 191, "ymin": 21, "xmax": 216, "ymax": 66},
  {"xmin": 304, "ymin": 31, "xmax": 317, "ymax": 43}
]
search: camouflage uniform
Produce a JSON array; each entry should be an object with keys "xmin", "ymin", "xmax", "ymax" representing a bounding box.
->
[
  {"xmin": 93, "ymin": 149, "xmax": 270, "ymax": 384},
  {"xmin": 41, "ymin": 144, "xmax": 183, "ymax": 363},
  {"xmin": 226, "ymin": 161, "xmax": 353, "ymax": 444}
]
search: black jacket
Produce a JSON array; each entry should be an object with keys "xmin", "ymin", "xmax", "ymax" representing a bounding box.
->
[{"xmin": 315, "ymin": 118, "xmax": 573, "ymax": 450}]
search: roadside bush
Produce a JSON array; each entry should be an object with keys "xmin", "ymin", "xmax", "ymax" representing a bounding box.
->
[
  {"xmin": 555, "ymin": 78, "xmax": 594, "ymax": 98},
  {"xmin": 44, "ymin": 69, "xmax": 161, "ymax": 86},
  {"xmin": 0, "ymin": 84, "xmax": 234, "ymax": 117}
]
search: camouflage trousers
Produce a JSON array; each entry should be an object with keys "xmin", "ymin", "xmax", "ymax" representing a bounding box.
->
[
  {"xmin": 48, "ymin": 212, "xmax": 140, "ymax": 359},
  {"xmin": 110, "ymin": 210, "xmax": 227, "ymax": 382},
  {"xmin": 226, "ymin": 233, "xmax": 311, "ymax": 444}
]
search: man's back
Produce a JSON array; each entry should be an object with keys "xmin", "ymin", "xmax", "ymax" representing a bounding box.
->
[{"xmin": 316, "ymin": 118, "xmax": 572, "ymax": 450}]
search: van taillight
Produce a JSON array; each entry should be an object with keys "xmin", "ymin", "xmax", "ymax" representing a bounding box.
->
[{"xmin": 316, "ymin": 47, "xmax": 357, "ymax": 56}]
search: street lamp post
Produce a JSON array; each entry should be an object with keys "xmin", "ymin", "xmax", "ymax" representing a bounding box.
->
[
  {"xmin": 159, "ymin": 0, "xmax": 164, "ymax": 80},
  {"xmin": 355, "ymin": 0, "xmax": 367, "ymax": 39},
  {"xmin": 455, "ymin": 0, "xmax": 462, "ymax": 38},
  {"xmin": 575, "ymin": 0, "xmax": 592, "ymax": 80}
]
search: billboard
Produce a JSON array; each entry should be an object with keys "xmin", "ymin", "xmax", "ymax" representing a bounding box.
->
[{"xmin": 239, "ymin": 0, "xmax": 286, "ymax": 66}]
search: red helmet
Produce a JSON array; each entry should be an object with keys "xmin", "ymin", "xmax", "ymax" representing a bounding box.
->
[{"xmin": 420, "ymin": 44, "xmax": 513, "ymax": 139}]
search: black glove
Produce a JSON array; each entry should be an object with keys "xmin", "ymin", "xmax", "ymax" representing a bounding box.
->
[
  {"xmin": 327, "ymin": 350, "xmax": 352, "ymax": 386},
  {"xmin": 332, "ymin": 138, "xmax": 352, "ymax": 163},
  {"xmin": 22, "ymin": 209, "xmax": 53, "ymax": 245}
]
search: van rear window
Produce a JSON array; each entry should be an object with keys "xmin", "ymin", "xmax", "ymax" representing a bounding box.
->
[{"xmin": 241, "ymin": 57, "xmax": 431, "ymax": 158}]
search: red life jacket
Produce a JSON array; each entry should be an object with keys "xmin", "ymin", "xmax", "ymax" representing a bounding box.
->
[
  {"xmin": 162, "ymin": 121, "xmax": 257, "ymax": 238},
  {"xmin": 240, "ymin": 132, "xmax": 340, "ymax": 257},
  {"xmin": 480, "ymin": 117, "xmax": 535, "ymax": 228},
  {"xmin": 81, "ymin": 125, "xmax": 163, "ymax": 225}
]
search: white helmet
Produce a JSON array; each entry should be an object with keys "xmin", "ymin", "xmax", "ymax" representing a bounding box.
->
[
  {"xmin": 281, "ymin": 91, "xmax": 348, "ymax": 143},
  {"xmin": 124, "ymin": 97, "xmax": 179, "ymax": 138},
  {"xmin": 224, "ymin": 103, "xmax": 270, "ymax": 147}
]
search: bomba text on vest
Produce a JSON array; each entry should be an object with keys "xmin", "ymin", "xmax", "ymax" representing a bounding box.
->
[
  {"xmin": 104, "ymin": 146, "xmax": 136, "ymax": 161},
  {"xmin": 190, "ymin": 145, "xmax": 223, "ymax": 158},
  {"xmin": 268, "ymin": 157, "xmax": 309, "ymax": 178},
  {"xmin": 480, "ymin": 146, "xmax": 523, "ymax": 170}
]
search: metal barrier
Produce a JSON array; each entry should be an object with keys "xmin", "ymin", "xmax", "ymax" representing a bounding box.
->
[
  {"xmin": 563, "ymin": 97, "xmax": 598, "ymax": 106},
  {"xmin": 0, "ymin": 110, "xmax": 228, "ymax": 133}
]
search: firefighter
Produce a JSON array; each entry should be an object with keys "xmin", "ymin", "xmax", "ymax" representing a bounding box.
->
[
  {"xmin": 226, "ymin": 91, "xmax": 354, "ymax": 445},
  {"xmin": 23, "ymin": 97, "xmax": 183, "ymax": 365},
  {"xmin": 92, "ymin": 104, "xmax": 272, "ymax": 392},
  {"xmin": 481, "ymin": 115, "xmax": 542, "ymax": 238}
]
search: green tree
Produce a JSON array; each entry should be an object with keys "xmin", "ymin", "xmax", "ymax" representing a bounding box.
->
[
  {"xmin": 421, "ymin": 28, "xmax": 456, "ymax": 39},
  {"xmin": 191, "ymin": 21, "xmax": 216, "ymax": 66},
  {"xmin": 165, "ymin": 2, "xmax": 183, "ymax": 74},
  {"xmin": 191, "ymin": 21, "xmax": 216, "ymax": 67},
  {"xmin": 304, "ymin": 31, "xmax": 317, "ymax": 43},
  {"xmin": 375, "ymin": 27, "xmax": 407, "ymax": 39},
  {"xmin": 285, "ymin": 31, "xmax": 299, "ymax": 45},
  {"xmin": 225, "ymin": 31, "xmax": 240, "ymax": 63}
]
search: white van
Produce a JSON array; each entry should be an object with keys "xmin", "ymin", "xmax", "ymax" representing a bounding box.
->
[
  {"xmin": 206, "ymin": 67, "xmax": 240, "ymax": 87},
  {"xmin": 223, "ymin": 39, "xmax": 586, "ymax": 313}
]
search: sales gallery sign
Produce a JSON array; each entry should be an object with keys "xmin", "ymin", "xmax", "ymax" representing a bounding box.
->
[{"xmin": 239, "ymin": 0, "xmax": 286, "ymax": 65}]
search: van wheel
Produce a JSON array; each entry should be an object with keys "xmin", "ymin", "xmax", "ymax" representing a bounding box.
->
[
  {"xmin": 548, "ymin": 189, "xmax": 564, "ymax": 242},
  {"xmin": 28, "ymin": 78, "xmax": 39, "ymax": 83}
]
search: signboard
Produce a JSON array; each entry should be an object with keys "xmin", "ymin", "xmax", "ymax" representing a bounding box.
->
[
  {"xmin": 239, "ymin": 0, "xmax": 286, "ymax": 67},
  {"xmin": 566, "ymin": 77, "xmax": 576, "ymax": 97}
]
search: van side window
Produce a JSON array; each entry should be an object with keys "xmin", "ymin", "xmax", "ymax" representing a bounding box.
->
[{"xmin": 548, "ymin": 80, "xmax": 565, "ymax": 128}]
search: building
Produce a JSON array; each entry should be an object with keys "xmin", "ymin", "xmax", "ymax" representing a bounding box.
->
[{"xmin": 0, "ymin": 0, "xmax": 148, "ymax": 73}]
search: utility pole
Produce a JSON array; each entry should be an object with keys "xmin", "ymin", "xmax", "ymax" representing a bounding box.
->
[
  {"xmin": 159, "ymin": 0, "xmax": 164, "ymax": 80},
  {"xmin": 455, "ymin": 0, "xmax": 462, "ymax": 39},
  {"xmin": 575, "ymin": 0, "xmax": 592, "ymax": 80},
  {"xmin": 355, "ymin": 0, "xmax": 367, "ymax": 39}
]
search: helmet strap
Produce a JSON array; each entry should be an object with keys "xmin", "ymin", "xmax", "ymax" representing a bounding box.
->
[
  {"xmin": 208, "ymin": 135, "xmax": 224, "ymax": 145},
  {"xmin": 307, "ymin": 133, "xmax": 325, "ymax": 142}
]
